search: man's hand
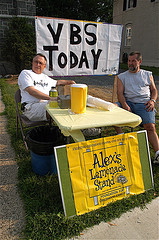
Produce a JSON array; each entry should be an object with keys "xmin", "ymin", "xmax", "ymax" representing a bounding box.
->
[
  {"xmin": 122, "ymin": 102, "xmax": 132, "ymax": 112},
  {"xmin": 145, "ymin": 100, "xmax": 155, "ymax": 111}
]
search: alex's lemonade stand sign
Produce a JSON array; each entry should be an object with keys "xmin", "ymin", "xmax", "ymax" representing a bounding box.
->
[{"xmin": 54, "ymin": 131, "xmax": 153, "ymax": 217}]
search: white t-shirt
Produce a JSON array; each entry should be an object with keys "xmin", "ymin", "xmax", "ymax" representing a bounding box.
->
[
  {"xmin": 118, "ymin": 69, "xmax": 152, "ymax": 103},
  {"xmin": 18, "ymin": 70, "xmax": 57, "ymax": 103}
]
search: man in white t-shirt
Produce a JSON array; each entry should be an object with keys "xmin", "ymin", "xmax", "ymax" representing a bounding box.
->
[
  {"xmin": 115, "ymin": 51, "xmax": 159, "ymax": 164},
  {"xmin": 18, "ymin": 53, "xmax": 75, "ymax": 122}
]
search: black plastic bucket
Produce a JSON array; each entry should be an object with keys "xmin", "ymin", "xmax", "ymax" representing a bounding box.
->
[{"xmin": 25, "ymin": 125, "xmax": 66, "ymax": 175}]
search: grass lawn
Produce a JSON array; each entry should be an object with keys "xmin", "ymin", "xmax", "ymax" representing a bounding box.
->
[{"xmin": 0, "ymin": 78, "xmax": 159, "ymax": 240}]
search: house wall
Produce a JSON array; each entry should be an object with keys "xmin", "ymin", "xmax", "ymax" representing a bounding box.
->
[
  {"xmin": 113, "ymin": 0, "xmax": 159, "ymax": 67},
  {"xmin": 0, "ymin": 0, "xmax": 36, "ymax": 75}
]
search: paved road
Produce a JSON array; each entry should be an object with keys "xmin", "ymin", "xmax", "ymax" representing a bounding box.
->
[
  {"xmin": 73, "ymin": 197, "xmax": 159, "ymax": 240},
  {"xmin": 54, "ymin": 72, "xmax": 159, "ymax": 91}
]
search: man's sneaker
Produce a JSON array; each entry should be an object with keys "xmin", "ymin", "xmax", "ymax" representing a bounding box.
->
[{"xmin": 153, "ymin": 153, "xmax": 159, "ymax": 165}]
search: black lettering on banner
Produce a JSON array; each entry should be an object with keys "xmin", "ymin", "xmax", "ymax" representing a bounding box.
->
[
  {"xmin": 93, "ymin": 153, "xmax": 102, "ymax": 168},
  {"xmin": 70, "ymin": 51, "xmax": 78, "ymax": 68},
  {"xmin": 89, "ymin": 150, "xmax": 127, "ymax": 192},
  {"xmin": 43, "ymin": 46, "xmax": 58, "ymax": 71},
  {"xmin": 93, "ymin": 151, "xmax": 122, "ymax": 169},
  {"xmin": 58, "ymin": 52, "xmax": 67, "ymax": 68},
  {"xmin": 89, "ymin": 163, "xmax": 126, "ymax": 180},
  {"xmin": 94, "ymin": 176, "xmax": 115, "ymax": 190},
  {"xmin": 84, "ymin": 23, "xmax": 97, "ymax": 45},
  {"xmin": 79, "ymin": 51, "xmax": 89, "ymax": 68},
  {"xmin": 70, "ymin": 24, "xmax": 82, "ymax": 45},
  {"xmin": 43, "ymin": 21, "xmax": 103, "ymax": 71},
  {"xmin": 91, "ymin": 49, "xmax": 102, "ymax": 69},
  {"xmin": 47, "ymin": 23, "xmax": 63, "ymax": 44}
]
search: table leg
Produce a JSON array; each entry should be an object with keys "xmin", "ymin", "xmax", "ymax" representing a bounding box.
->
[{"xmin": 69, "ymin": 130, "xmax": 86, "ymax": 142}]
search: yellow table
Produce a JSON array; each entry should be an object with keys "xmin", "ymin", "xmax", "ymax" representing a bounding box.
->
[{"xmin": 46, "ymin": 105, "xmax": 142, "ymax": 142}]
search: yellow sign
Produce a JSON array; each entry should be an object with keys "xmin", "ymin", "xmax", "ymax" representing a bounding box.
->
[{"xmin": 66, "ymin": 132, "xmax": 146, "ymax": 215}]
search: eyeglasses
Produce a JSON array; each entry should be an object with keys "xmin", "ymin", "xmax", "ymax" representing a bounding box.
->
[{"xmin": 33, "ymin": 60, "xmax": 46, "ymax": 66}]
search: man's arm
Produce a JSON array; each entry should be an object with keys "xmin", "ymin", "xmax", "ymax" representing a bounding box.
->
[
  {"xmin": 56, "ymin": 80, "xmax": 75, "ymax": 86},
  {"xmin": 145, "ymin": 75, "xmax": 158, "ymax": 111},
  {"xmin": 25, "ymin": 80, "xmax": 75, "ymax": 101},
  {"xmin": 117, "ymin": 77, "xmax": 131, "ymax": 111},
  {"xmin": 25, "ymin": 86, "xmax": 53, "ymax": 101},
  {"xmin": 149, "ymin": 76, "xmax": 158, "ymax": 100}
]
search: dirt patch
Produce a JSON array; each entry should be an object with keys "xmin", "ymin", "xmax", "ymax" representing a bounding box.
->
[
  {"xmin": 3, "ymin": 75, "xmax": 18, "ymax": 85},
  {"xmin": 88, "ymin": 85, "xmax": 117, "ymax": 102},
  {"xmin": 61, "ymin": 84, "xmax": 115, "ymax": 103},
  {"xmin": 4, "ymin": 75, "xmax": 158, "ymax": 110}
]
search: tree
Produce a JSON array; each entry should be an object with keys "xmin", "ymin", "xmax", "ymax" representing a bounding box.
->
[
  {"xmin": 2, "ymin": 1, "xmax": 113, "ymax": 73},
  {"xmin": 36, "ymin": 0, "xmax": 113, "ymax": 23},
  {"xmin": 2, "ymin": 17, "xmax": 36, "ymax": 73}
]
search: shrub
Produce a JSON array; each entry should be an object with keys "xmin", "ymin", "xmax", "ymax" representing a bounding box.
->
[{"xmin": 2, "ymin": 17, "xmax": 36, "ymax": 73}]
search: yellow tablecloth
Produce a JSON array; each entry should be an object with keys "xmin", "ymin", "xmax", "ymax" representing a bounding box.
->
[{"xmin": 46, "ymin": 105, "xmax": 142, "ymax": 142}]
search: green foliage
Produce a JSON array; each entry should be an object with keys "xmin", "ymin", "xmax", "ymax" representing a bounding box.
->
[
  {"xmin": 2, "ymin": 17, "xmax": 36, "ymax": 73},
  {"xmin": 36, "ymin": 0, "xmax": 113, "ymax": 23},
  {"xmin": 0, "ymin": 79, "xmax": 159, "ymax": 239},
  {"xmin": 1, "ymin": 1, "xmax": 114, "ymax": 74}
]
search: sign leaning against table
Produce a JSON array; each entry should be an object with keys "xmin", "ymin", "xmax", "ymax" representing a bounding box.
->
[
  {"xmin": 35, "ymin": 16, "xmax": 123, "ymax": 76},
  {"xmin": 54, "ymin": 131, "xmax": 154, "ymax": 217}
]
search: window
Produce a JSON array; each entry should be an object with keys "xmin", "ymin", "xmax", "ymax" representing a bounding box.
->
[
  {"xmin": 123, "ymin": 0, "xmax": 137, "ymax": 11},
  {"xmin": 128, "ymin": 0, "xmax": 134, "ymax": 8},
  {"xmin": 125, "ymin": 25, "xmax": 132, "ymax": 46}
]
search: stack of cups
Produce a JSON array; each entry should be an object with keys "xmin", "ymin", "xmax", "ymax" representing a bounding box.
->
[{"xmin": 71, "ymin": 84, "xmax": 87, "ymax": 114}]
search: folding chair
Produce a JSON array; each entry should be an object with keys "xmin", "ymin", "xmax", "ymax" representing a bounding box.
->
[{"xmin": 15, "ymin": 89, "xmax": 50, "ymax": 150}]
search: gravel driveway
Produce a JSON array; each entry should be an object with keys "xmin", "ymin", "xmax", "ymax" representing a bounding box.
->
[{"xmin": 0, "ymin": 90, "xmax": 25, "ymax": 240}]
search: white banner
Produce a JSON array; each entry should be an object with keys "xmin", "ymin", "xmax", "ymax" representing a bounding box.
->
[{"xmin": 35, "ymin": 17, "xmax": 123, "ymax": 76}]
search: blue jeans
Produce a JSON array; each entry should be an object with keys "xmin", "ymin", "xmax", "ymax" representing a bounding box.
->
[{"xmin": 116, "ymin": 101, "xmax": 156, "ymax": 124}]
